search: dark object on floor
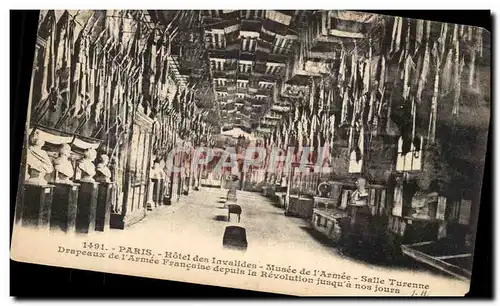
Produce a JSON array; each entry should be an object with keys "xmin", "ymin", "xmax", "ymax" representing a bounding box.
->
[
  {"xmin": 223, "ymin": 226, "xmax": 247, "ymax": 250},
  {"xmin": 214, "ymin": 215, "xmax": 228, "ymax": 222},
  {"xmin": 227, "ymin": 204, "xmax": 242, "ymax": 222}
]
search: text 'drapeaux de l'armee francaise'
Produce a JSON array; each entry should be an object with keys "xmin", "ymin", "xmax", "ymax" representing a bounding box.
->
[{"xmin": 58, "ymin": 244, "xmax": 431, "ymax": 295}]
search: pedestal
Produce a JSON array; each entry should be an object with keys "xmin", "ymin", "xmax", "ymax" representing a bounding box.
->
[
  {"xmin": 50, "ymin": 182, "xmax": 79, "ymax": 233},
  {"xmin": 22, "ymin": 183, "xmax": 54, "ymax": 230},
  {"xmin": 76, "ymin": 181, "xmax": 98, "ymax": 234},
  {"xmin": 95, "ymin": 182, "xmax": 113, "ymax": 232}
]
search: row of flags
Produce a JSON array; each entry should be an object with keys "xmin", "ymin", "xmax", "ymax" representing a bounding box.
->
[
  {"xmin": 155, "ymin": 85, "xmax": 214, "ymax": 154},
  {"xmin": 33, "ymin": 10, "xmax": 217, "ymax": 160},
  {"xmin": 258, "ymin": 17, "xmax": 485, "ymax": 177}
]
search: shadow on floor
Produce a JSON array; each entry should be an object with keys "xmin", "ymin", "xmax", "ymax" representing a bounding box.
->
[
  {"xmin": 245, "ymin": 210, "xmax": 285, "ymax": 217},
  {"xmin": 298, "ymin": 225, "xmax": 428, "ymax": 270},
  {"xmin": 214, "ymin": 215, "xmax": 228, "ymax": 222},
  {"xmin": 267, "ymin": 210, "xmax": 287, "ymax": 216},
  {"xmin": 222, "ymin": 245, "xmax": 247, "ymax": 252},
  {"xmin": 217, "ymin": 200, "xmax": 226, "ymax": 204},
  {"xmin": 270, "ymin": 203, "xmax": 284, "ymax": 209},
  {"xmin": 299, "ymin": 226, "xmax": 336, "ymax": 248}
]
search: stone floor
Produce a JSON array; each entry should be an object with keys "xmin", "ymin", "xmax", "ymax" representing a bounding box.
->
[
  {"xmin": 116, "ymin": 187, "xmax": 463, "ymax": 283},
  {"xmin": 123, "ymin": 187, "xmax": 339, "ymax": 256}
]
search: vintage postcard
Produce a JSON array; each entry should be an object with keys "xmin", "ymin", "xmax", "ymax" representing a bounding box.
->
[{"xmin": 10, "ymin": 10, "xmax": 490, "ymax": 296}]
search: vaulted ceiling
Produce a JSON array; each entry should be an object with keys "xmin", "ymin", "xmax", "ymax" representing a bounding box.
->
[{"xmin": 150, "ymin": 10, "xmax": 389, "ymax": 135}]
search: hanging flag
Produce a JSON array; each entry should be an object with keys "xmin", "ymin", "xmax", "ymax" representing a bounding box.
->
[
  {"xmin": 309, "ymin": 78, "xmax": 315, "ymax": 117},
  {"xmin": 452, "ymin": 55, "xmax": 465, "ymax": 118},
  {"xmin": 389, "ymin": 17, "xmax": 398, "ymax": 55},
  {"xmin": 428, "ymin": 42, "xmax": 441, "ymax": 144},
  {"xmin": 55, "ymin": 11, "xmax": 74, "ymax": 113},
  {"xmin": 363, "ymin": 60, "xmax": 370, "ymax": 95},
  {"xmin": 340, "ymin": 89, "xmax": 349, "ymax": 125},
  {"xmin": 72, "ymin": 18, "xmax": 91, "ymax": 117},
  {"xmin": 338, "ymin": 44, "xmax": 346, "ymax": 85},
  {"xmin": 439, "ymin": 22, "xmax": 448, "ymax": 58},
  {"xmin": 378, "ymin": 55, "xmax": 386, "ymax": 93},
  {"xmin": 39, "ymin": 12, "xmax": 55, "ymax": 95},
  {"xmin": 394, "ymin": 17, "xmax": 403, "ymax": 55},
  {"xmin": 402, "ymin": 55, "xmax": 413, "ymax": 100},
  {"xmin": 441, "ymin": 48, "xmax": 453, "ymax": 93},
  {"xmin": 416, "ymin": 41, "xmax": 430, "ymax": 103},
  {"xmin": 469, "ymin": 50, "xmax": 476, "ymax": 87},
  {"xmin": 399, "ymin": 18, "xmax": 411, "ymax": 66},
  {"xmin": 309, "ymin": 115, "xmax": 316, "ymax": 148},
  {"xmin": 318, "ymin": 79, "xmax": 324, "ymax": 116},
  {"xmin": 415, "ymin": 19, "xmax": 424, "ymax": 53},
  {"xmin": 350, "ymin": 44, "xmax": 358, "ymax": 85},
  {"xmin": 477, "ymin": 27, "xmax": 483, "ymax": 58}
]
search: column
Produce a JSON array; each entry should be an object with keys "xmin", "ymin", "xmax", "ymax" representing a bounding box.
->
[
  {"xmin": 51, "ymin": 182, "xmax": 79, "ymax": 233},
  {"xmin": 95, "ymin": 182, "xmax": 113, "ymax": 232},
  {"xmin": 75, "ymin": 181, "xmax": 99, "ymax": 234}
]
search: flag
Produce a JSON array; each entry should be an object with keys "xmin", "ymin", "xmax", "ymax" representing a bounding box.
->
[
  {"xmin": 415, "ymin": 20, "xmax": 424, "ymax": 52},
  {"xmin": 309, "ymin": 78, "xmax": 315, "ymax": 116},
  {"xmin": 38, "ymin": 11, "xmax": 57, "ymax": 101},
  {"xmin": 72, "ymin": 16, "xmax": 92, "ymax": 118},
  {"xmin": 416, "ymin": 41, "xmax": 430, "ymax": 103},
  {"xmin": 55, "ymin": 11, "xmax": 74, "ymax": 112},
  {"xmin": 428, "ymin": 42, "xmax": 441, "ymax": 144},
  {"xmin": 439, "ymin": 22, "xmax": 448, "ymax": 58},
  {"xmin": 469, "ymin": 50, "xmax": 476, "ymax": 87},
  {"xmin": 452, "ymin": 54, "xmax": 465, "ymax": 118},
  {"xmin": 391, "ymin": 17, "xmax": 403, "ymax": 55},
  {"xmin": 402, "ymin": 54, "xmax": 413, "ymax": 100}
]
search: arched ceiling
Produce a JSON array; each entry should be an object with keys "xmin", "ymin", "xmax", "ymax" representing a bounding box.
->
[{"xmin": 150, "ymin": 10, "xmax": 383, "ymax": 135}]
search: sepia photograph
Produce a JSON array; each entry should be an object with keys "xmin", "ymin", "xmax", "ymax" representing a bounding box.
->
[{"xmin": 9, "ymin": 9, "xmax": 491, "ymax": 297}]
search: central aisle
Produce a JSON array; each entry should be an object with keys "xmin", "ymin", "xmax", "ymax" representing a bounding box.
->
[{"xmin": 124, "ymin": 187, "xmax": 339, "ymax": 257}]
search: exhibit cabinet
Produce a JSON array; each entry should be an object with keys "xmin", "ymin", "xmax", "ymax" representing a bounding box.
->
[{"xmin": 111, "ymin": 111, "xmax": 154, "ymax": 229}]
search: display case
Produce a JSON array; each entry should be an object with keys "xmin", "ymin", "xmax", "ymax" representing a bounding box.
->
[
  {"xmin": 110, "ymin": 111, "xmax": 154, "ymax": 229},
  {"xmin": 284, "ymin": 163, "xmax": 317, "ymax": 219},
  {"xmin": 312, "ymin": 179, "xmax": 388, "ymax": 246}
]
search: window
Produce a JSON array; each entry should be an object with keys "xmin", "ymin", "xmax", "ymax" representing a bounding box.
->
[{"xmin": 396, "ymin": 136, "xmax": 422, "ymax": 172}]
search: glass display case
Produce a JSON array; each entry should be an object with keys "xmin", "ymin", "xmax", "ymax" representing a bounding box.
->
[{"xmin": 284, "ymin": 163, "xmax": 316, "ymax": 219}]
